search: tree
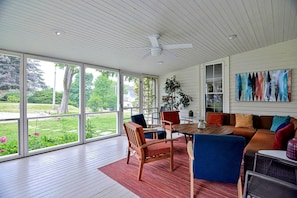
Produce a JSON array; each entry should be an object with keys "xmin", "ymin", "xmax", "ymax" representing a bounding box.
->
[
  {"xmin": 26, "ymin": 59, "xmax": 48, "ymax": 91},
  {"xmin": 70, "ymin": 73, "xmax": 93, "ymax": 107},
  {"xmin": 88, "ymin": 72, "xmax": 117, "ymax": 112},
  {"xmin": 56, "ymin": 63, "xmax": 79, "ymax": 113},
  {"xmin": 0, "ymin": 55, "xmax": 47, "ymax": 91}
]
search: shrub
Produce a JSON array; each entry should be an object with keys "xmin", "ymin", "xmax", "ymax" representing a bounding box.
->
[
  {"xmin": 0, "ymin": 93, "xmax": 20, "ymax": 102},
  {"xmin": 0, "ymin": 133, "xmax": 78, "ymax": 156},
  {"xmin": 28, "ymin": 89, "xmax": 63, "ymax": 104}
]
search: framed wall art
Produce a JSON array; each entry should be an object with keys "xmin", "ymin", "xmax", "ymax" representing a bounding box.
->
[{"xmin": 236, "ymin": 69, "xmax": 292, "ymax": 102}]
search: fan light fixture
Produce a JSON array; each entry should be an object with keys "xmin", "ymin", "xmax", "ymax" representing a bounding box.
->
[
  {"xmin": 228, "ymin": 34, "xmax": 237, "ymax": 40},
  {"xmin": 151, "ymin": 48, "xmax": 162, "ymax": 56}
]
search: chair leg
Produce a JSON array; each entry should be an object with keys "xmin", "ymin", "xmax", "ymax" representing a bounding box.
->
[
  {"xmin": 190, "ymin": 169, "xmax": 194, "ymax": 198},
  {"xmin": 237, "ymin": 177, "xmax": 243, "ymax": 198},
  {"xmin": 170, "ymin": 142, "xmax": 174, "ymax": 172},
  {"xmin": 137, "ymin": 161, "xmax": 144, "ymax": 181},
  {"xmin": 190, "ymin": 162, "xmax": 194, "ymax": 198},
  {"xmin": 127, "ymin": 148, "xmax": 130, "ymax": 164}
]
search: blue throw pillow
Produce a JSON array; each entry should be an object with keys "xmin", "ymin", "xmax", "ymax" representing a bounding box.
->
[
  {"xmin": 275, "ymin": 122, "xmax": 289, "ymax": 133},
  {"xmin": 270, "ymin": 115, "xmax": 290, "ymax": 132}
]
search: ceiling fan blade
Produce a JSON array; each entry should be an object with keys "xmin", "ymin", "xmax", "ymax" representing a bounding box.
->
[
  {"xmin": 162, "ymin": 43, "xmax": 193, "ymax": 49},
  {"xmin": 148, "ymin": 35, "xmax": 160, "ymax": 48},
  {"xmin": 141, "ymin": 50, "xmax": 151, "ymax": 60},
  {"xmin": 162, "ymin": 50, "xmax": 176, "ymax": 59}
]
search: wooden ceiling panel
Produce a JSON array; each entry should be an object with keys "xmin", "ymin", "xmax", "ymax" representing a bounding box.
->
[{"xmin": 0, "ymin": 0, "xmax": 296, "ymax": 75}]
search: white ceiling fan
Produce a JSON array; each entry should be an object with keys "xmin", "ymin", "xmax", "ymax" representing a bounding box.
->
[{"xmin": 141, "ymin": 33, "xmax": 193, "ymax": 59}]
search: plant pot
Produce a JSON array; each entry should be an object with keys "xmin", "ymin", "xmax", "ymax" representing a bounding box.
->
[{"xmin": 189, "ymin": 110, "xmax": 193, "ymax": 117}]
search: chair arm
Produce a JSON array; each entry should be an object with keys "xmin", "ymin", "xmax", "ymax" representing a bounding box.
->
[
  {"xmin": 187, "ymin": 140, "xmax": 194, "ymax": 160},
  {"xmin": 161, "ymin": 119, "xmax": 173, "ymax": 125},
  {"xmin": 181, "ymin": 118, "xmax": 193, "ymax": 123},
  {"xmin": 147, "ymin": 123, "xmax": 164, "ymax": 128},
  {"xmin": 140, "ymin": 138, "xmax": 177, "ymax": 148},
  {"xmin": 143, "ymin": 128, "xmax": 158, "ymax": 133}
]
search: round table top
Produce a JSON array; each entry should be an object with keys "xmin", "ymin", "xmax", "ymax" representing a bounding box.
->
[{"xmin": 173, "ymin": 123, "xmax": 233, "ymax": 135}]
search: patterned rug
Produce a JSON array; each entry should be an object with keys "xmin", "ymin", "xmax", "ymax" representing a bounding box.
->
[{"xmin": 99, "ymin": 137, "xmax": 240, "ymax": 198}]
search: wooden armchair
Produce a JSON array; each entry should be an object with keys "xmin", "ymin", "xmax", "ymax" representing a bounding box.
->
[
  {"xmin": 123, "ymin": 122, "xmax": 174, "ymax": 181},
  {"xmin": 161, "ymin": 111, "xmax": 192, "ymax": 139},
  {"xmin": 187, "ymin": 134, "xmax": 245, "ymax": 198}
]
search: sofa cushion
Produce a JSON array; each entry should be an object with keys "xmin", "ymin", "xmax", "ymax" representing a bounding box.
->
[
  {"xmin": 273, "ymin": 123, "xmax": 295, "ymax": 150},
  {"xmin": 229, "ymin": 114, "xmax": 236, "ymax": 126},
  {"xmin": 226, "ymin": 126, "xmax": 256, "ymax": 139},
  {"xmin": 270, "ymin": 115, "xmax": 290, "ymax": 132},
  {"xmin": 235, "ymin": 114, "xmax": 254, "ymax": 128},
  {"xmin": 208, "ymin": 113, "xmax": 224, "ymax": 126},
  {"xmin": 258, "ymin": 116, "xmax": 273, "ymax": 129},
  {"xmin": 223, "ymin": 113, "xmax": 230, "ymax": 125},
  {"xmin": 244, "ymin": 131, "xmax": 275, "ymax": 153},
  {"xmin": 290, "ymin": 117, "xmax": 297, "ymax": 130}
]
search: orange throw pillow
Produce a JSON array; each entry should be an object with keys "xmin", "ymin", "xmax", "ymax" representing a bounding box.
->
[
  {"xmin": 208, "ymin": 114, "xmax": 224, "ymax": 126},
  {"xmin": 235, "ymin": 114, "xmax": 253, "ymax": 128}
]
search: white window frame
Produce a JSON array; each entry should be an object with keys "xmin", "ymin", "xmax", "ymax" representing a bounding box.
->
[{"xmin": 200, "ymin": 57, "xmax": 230, "ymax": 119}]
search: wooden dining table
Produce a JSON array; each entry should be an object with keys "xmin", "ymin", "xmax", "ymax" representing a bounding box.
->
[{"xmin": 173, "ymin": 123, "xmax": 233, "ymax": 140}]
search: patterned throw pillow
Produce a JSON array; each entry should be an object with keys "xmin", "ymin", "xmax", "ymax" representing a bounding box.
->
[
  {"xmin": 273, "ymin": 123, "xmax": 295, "ymax": 149},
  {"xmin": 270, "ymin": 115, "xmax": 290, "ymax": 132},
  {"xmin": 235, "ymin": 114, "xmax": 253, "ymax": 128},
  {"xmin": 207, "ymin": 114, "xmax": 224, "ymax": 126}
]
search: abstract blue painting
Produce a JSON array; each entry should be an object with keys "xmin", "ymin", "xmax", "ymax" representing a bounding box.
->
[{"xmin": 236, "ymin": 69, "xmax": 292, "ymax": 102}]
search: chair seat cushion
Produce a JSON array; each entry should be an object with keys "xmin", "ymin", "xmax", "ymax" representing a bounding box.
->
[{"xmin": 146, "ymin": 142, "xmax": 171, "ymax": 156}]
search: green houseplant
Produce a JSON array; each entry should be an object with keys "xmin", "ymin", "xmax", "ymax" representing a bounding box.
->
[{"xmin": 162, "ymin": 75, "xmax": 193, "ymax": 110}]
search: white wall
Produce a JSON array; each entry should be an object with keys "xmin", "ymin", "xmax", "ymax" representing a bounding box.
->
[
  {"xmin": 159, "ymin": 65, "xmax": 200, "ymax": 119},
  {"xmin": 159, "ymin": 38, "xmax": 297, "ymax": 118},
  {"xmin": 230, "ymin": 38, "xmax": 297, "ymax": 117}
]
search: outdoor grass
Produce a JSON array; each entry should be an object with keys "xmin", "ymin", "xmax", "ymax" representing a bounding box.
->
[
  {"xmin": 0, "ymin": 102, "xmax": 119, "ymax": 156},
  {"xmin": 0, "ymin": 102, "xmax": 78, "ymax": 113}
]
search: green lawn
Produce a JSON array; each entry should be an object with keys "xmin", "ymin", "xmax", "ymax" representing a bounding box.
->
[
  {"xmin": 0, "ymin": 102, "xmax": 79, "ymax": 113},
  {"xmin": 0, "ymin": 102, "xmax": 118, "ymax": 156}
]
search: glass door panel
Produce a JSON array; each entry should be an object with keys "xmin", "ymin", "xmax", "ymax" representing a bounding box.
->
[
  {"xmin": 205, "ymin": 63, "xmax": 223, "ymax": 113},
  {"xmin": 85, "ymin": 67, "xmax": 119, "ymax": 140},
  {"xmin": 122, "ymin": 74, "xmax": 140, "ymax": 124},
  {"xmin": 26, "ymin": 58, "xmax": 80, "ymax": 151},
  {"xmin": 142, "ymin": 76, "xmax": 158, "ymax": 124},
  {"xmin": 0, "ymin": 53, "xmax": 21, "ymax": 158}
]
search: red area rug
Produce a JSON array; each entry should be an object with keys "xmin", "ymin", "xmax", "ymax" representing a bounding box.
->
[{"xmin": 99, "ymin": 137, "xmax": 240, "ymax": 198}]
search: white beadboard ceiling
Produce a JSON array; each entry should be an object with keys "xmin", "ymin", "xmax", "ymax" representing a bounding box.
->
[{"xmin": 0, "ymin": 0, "xmax": 296, "ymax": 75}]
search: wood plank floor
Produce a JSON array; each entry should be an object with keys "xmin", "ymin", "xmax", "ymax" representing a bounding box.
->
[{"xmin": 0, "ymin": 135, "xmax": 139, "ymax": 198}]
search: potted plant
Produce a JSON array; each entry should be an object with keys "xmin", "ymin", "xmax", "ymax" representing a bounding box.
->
[{"xmin": 162, "ymin": 75, "xmax": 193, "ymax": 110}]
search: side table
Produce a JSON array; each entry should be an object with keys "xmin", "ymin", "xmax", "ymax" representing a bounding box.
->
[{"xmin": 258, "ymin": 150, "xmax": 297, "ymax": 164}]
